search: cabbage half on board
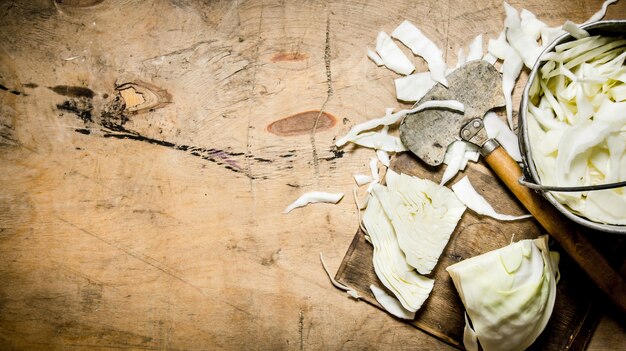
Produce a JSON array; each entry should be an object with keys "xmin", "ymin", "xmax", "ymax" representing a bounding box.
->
[{"xmin": 446, "ymin": 236, "xmax": 559, "ymax": 351}]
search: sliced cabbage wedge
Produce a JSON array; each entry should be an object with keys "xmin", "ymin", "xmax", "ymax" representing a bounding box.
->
[
  {"xmin": 446, "ymin": 236, "xmax": 559, "ymax": 351},
  {"xmin": 372, "ymin": 170, "xmax": 466, "ymax": 275},
  {"xmin": 362, "ymin": 190, "xmax": 434, "ymax": 312}
]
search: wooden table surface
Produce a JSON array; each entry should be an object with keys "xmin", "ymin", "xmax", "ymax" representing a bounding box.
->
[{"xmin": 1, "ymin": 0, "xmax": 624, "ymax": 349}]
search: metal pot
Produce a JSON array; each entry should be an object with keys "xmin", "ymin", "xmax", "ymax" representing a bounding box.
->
[{"xmin": 519, "ymin": 20, "xmax": 626, "ymax": 234}]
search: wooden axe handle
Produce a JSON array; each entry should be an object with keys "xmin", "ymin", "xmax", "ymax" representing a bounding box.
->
[{"xmin": 484, "ymin": 145, "xmax": 626, "ymax": 313}]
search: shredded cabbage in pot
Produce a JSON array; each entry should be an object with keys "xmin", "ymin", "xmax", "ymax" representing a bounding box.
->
[{"xmin": 527, "ymin": 34, "xmax": 626, "ymax": 225}]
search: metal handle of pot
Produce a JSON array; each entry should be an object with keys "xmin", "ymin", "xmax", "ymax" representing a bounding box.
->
[{"xmin": 518, "ymin": 176, "xmax": 626, "ymax": 192}]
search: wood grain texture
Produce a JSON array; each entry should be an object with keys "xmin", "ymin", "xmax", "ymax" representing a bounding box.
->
[{"xmin": 0, "ymin": 0, "xmax": 624, "ymax": 350}]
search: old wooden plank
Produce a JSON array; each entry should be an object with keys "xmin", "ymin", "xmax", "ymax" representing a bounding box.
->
[{"xmin": 0, "ymin": 0, "xmax": 624, "ymax": 350}]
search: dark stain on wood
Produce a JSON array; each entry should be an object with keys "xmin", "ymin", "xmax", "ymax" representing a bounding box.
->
[
  {"xmin": 57, "ymin": 98, "xmax": 93, "ymax": 123},
  {"xmin": 54, "ymin": 0, "xmax": 105, "ymax": 7},
  {"xmin": 80, "ymin": 282, "xmax": 103, "ymax": 313},
  {"xmin": 55, "ymin": 94, "xmax": 261, "ymax": 179},
  {"xmin": 261, "ymin": 248, "xmax": 281, "ymax": 266},
  {"xmin": 271, "ymin": 52, "xmax": 309, "ymax": 62},
  {"xmin": 0, "ymin": 84, "xmax": 24, "ymax": 96},
  {"xmin": 267, "ymin": 110, "xmax": 336, "ymax": 137},
  {"xmin": 50, "ymin": 85, "xmax": 96, "ymax": 99},
  {"xmin": 253, "ymin": 157, "xmax": 272, "ymax": 163},
  {"xmin": 323, "ymin": 148, "xmax": 344, "ymax": 161}
]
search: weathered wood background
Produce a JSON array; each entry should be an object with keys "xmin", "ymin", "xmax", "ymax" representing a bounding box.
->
[{"xmin": 0, "ymin": 0, "xmax": 624, "ymax": 349}]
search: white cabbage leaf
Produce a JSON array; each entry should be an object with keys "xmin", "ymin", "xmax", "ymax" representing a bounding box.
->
[
  {"xmin": 443, "ymin": 143, "xmax": 480, "ymax": 176},
  {"xmin": 283, "ymin": 192, "xmax": 344, "ymax": 214},
  {"xmin": 367, "ymin": 47, "xmax": 384, "ymax": 66},
  {"xmin": 320, "ymin": 253, "xmax": 361, "ymax": 299},
  {"xmin": 584, "ymin": 0, "xmax": 619, "ymax": 24},
  {"xmin": 483, "ymin": 111, "xmax": 523, "ymax": 162},
  {"xmin": 501, "ymin": 52, "xmax": 524, "ymax": 130},
  {"xmin": 503, "ymin": 4, "xmax": 543, "ymax": 70},
  {"xmin": 520, "ymin": 9, "xmax": 545, "ymax": 40},
  {"xmin": 455, "ymin": 47, "xmax": 467, "ymax": 70},
  {"xmin": 467, "ymin": 34, "xmax": 484, "ymax": 62},
  {"xmin": 353, "ymin": 174, "xmax": 374, "ymax": 186},
  {"xmin": 377, "ymin": 149, "xmax": 391, "ymax": 167},
  {"xmin": 392, "ymin": 20, "xmax": 448, "ymax": 86},
  {"xmin": 452, "ymin": 176, "xmax": 532, "ymax": 221},
  {"xmin": 441, "ymin": 140, "xmax": 467, "ymax": 186},
  {"xmin": 586, "ymin": 189, "xmax": 626, "ymax": 225},
  {"xmin": 375, "ymin": 31, "xmax": 415, "ymax": 75},
  {"xmin": 562, "ymin": 21, "xmax": 589, "ymax": 40},
  {"xmin": 370, "ymin": 157, "xmax": 381, "ymax": 182},
  {"xmin": 488, "ymin": 20, "xmax": 524, "ymax": 130},
  {"xmin": 395, "ymin": 72, "xmax": 437, "ymax": 102},
  {"xmin": 349, "ymin": 131, "xmax": 408, "ymax": 152},
  {"xmin": 483, "ymin": 52, "xmax": 498, "ymax": 65},
  {"xmin": 488, "ymin": 30, "xmax": 509, "ymax": 61},
  {"xmin": 463, "ymin": 313, "xmax": 480, "ymax": 351},
  {"xmin": 377, "ymin": 125, "xmax": 392, "ymax": 167}
]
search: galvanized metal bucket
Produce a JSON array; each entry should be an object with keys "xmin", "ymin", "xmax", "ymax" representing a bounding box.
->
[{"xmin": 519, "ymin": 20, "xmax": 626, "ymax": 234}]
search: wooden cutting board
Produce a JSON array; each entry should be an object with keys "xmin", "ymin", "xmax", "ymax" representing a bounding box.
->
[{"xmin": 335, "ymin": 152, "xmax": 621, "ymax": 350}]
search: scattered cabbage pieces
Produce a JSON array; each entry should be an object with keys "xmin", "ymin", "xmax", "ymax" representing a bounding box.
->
[
  {"xmin": 283, "ymin": 192, "xmax": 344, "ymax": 214},
  {"xmin": 447, "ymin": 236, "xmax": 560, "ymax": 351},
  {"xmin": 308, "ymin": 1, "xmax": 618, "ymax": 347},
  {"xmin": 392, "ymin": 20, "xmax": 449, "ymax": 87},
  {"xmin": 527, "ymin": 34, "xmax": 626, "ymax": 225},
  {"xmin": 486, "ymin": 0, "xmax": 617, "ymax": 130}
]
